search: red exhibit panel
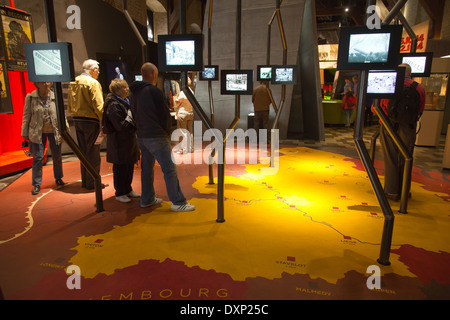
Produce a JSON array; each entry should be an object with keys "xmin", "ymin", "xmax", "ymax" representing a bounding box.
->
[{"xmin": 0, "ymin": 71, "xmax": 41, "ymax": 176}]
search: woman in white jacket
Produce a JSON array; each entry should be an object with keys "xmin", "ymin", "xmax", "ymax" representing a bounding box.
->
[{"xmin": 21, "ymin": 82, "xmax": 65, "ymax": 195}]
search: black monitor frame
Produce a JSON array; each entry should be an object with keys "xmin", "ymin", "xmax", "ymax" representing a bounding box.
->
[
  {"xmin": 256, "ymin": 65, "xmax": 273, "ymax": 81},
  {"xmin": 271, "ymin": 65, "xmax": 298, "ymax": 85},
  {"xmin": 366, "ymin": 67, "xmax": 406, "ymax": 99},
  {"xmin": 399, "ymin": 52, "xmax": 433, "ymax": 77},
  {"xmin": 337, "ymin": 25, "xmax": 403, "ymax": 71},
  {"xmin": 158, "ymin": 34, "xmax": 204, "ymax": 72},
  {"xmin": 24, "ymin": 42, "xmax": 75, "ymax": 82},
  {"xmin": 220, "ymin": 69, "xmax": 253, "ymax": 95},
  {"xmin": 199, "ymin": 65, "xmax": 219, "ymax": 81}
]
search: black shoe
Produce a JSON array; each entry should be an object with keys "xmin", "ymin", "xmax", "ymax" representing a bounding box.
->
[
  {"xmin": 32, "ymin": 185, "xmax": 40, "ymax": 195},
  {"xmin": 55, "ymin": 179, "xmax": 65, "ymax": 187}
]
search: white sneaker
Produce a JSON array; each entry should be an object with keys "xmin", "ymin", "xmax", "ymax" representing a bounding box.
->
[
  {"xmin": 128, "ymin": 190, "xmax": 140, "ymax": 198},
  {"xmin": 116, "ymin": 195, "xmax": 131, "ymax": 203},
  {"xmin": 141, "ymin": 197, "xmax": 163, "ymax": 208},
  {"xmin": 171, "ymin": 203, "xmax": 195, "ymax": 212}
]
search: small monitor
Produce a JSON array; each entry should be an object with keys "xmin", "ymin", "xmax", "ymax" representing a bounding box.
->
[
  {"xmin": 366, "ymin": 67, "xmax": 405, "ymax": 99},
  {"xmin": 158, "ymin": 34, "xmax": 204, "ymax": 72},
  {"xmin": 199, "ymin": 65, "xmax": 219, "ymax": 81},
  {"xmin": 135, "ymin": 75, "xmax": 143, "ymax": 81},
  {"xmin": 271, "ymin": 65, "xmax": 297, "ymax": 85},
  {"xmin": 25, "ymin": 42, "xmax": 75, "ymax": 82},
  {"xmin": 257, "ymin": 65, "xmax": 273, "ymax": 81},
  {"xmin": 220, "ymin": 70, "xmax": 253, "ymax": 95},
  {"xmin": 400, "ymin": 52, "xmax": 433, "ymax": 77},
  {"xmin": 337, "ymin": 25, "xmax": 403, "ymax": 70}
]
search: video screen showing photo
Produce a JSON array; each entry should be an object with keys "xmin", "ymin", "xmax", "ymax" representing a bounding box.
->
[
  {"xmin": 259, "ymin": 67, "xmax": 272, "ymax": 80},
  {"xmin": 226, "ymin": 73, "xmax": 248, "ymax": 91},
  {"xmin": 202, "ymin": 67, "xmax": 216, "ymax": 79},
  {"xmin": 401, "ymin": 56, "xmax": 427, "ymax": 74},
  {"xmin": 166, "ymin": 40, "xmax": 195, "ymax": 66},
  {"xmin": 275, "ymin": 67, "xmax": 293, "ymax": 82},
  {"xmin": 348, "ymin": 33, "xmax": 390, "ymax": 64},
  {"xmin": 33, "ymin": 49, "xmax": 63, "ymax": 76},
  {"xmin": 367, "ymin": 71, "xmax": 398, "ymax": 94}
]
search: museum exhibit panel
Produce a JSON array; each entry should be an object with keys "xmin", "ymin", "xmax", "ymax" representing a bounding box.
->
[{"xmin": 0, "ymin": 0, "xmax": 449, "ymax": 304}]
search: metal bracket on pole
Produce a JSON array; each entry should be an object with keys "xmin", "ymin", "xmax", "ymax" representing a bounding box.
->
[{"xmin": 44, "ymin": 0, "xmax": 104, "ymax": 212}]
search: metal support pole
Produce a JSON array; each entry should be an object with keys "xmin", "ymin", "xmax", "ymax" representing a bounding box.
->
[
  {"xmin": 44, "ymin": 0, "xmax": 104, "ymax": 212},
  {"xmin": 353, "ymin": 71, "xmax": 394, "ymax": 266},
  {"xmin": 123, "ymin": 0, "xmax": 147, "ymax": 64},
  {"xmin": 372, "ymin": 101, "xmax": 413, "ymax": 214},
  {"xmin": 386, "ymin": 0, "xmax": 417, "ymax": 53},
  {"xmin": 207, "ymin": 0, "xmax": 215, "ymax": 185},
  {"xmin": 382, "ymin": 0, "xmax": 408, "ymax": 25},
  {"xmin": 270, "ymin": 1, "xmax": 287, "ymax": 167}
]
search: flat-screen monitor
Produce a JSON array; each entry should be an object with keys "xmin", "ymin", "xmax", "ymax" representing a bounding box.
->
[
  {"xmin": 271, "ymin": 65, "xmax": 298, "ymax": 85},
  {"xmin": 158, "ymin": 34, "xmax": 204, "ymax": 72},
  {"xmin": 337, "ymin": 25, "xmax": 403, "ymax": 70},
  {"xmin": 257, "ymin": 65, "xmax": 273, "ymax": 81},
  {"xmin": 199, "ymin": 65, "xmax": 219, "ymax": 81},
  {"xmin": 366, "ymin": 67, "xmax": 405, "ymax": 99},
  {"xmin": 399, "ymin": 52, "xmax": 433, "ymax": 77},
  {"xmin": 221, "ymin": 70, "xmax": 253, "ymax": 95},
  {"xmin": 24, "ymin": 42, "xmax": 75, "ymax": 82}
]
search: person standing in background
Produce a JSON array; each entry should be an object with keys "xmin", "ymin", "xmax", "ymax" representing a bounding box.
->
[
  {"xmin": 68, "ymin": 59, "xmax": 105, "ymax": 190},
  {"xmin": 21, "ymin": 82, "xmax": 66, "ymax": 195}
]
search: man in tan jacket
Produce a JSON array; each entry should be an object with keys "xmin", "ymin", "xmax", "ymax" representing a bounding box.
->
[{"xmin": 68, "ymin": 59, "xmax": 104, "ymax": 190}]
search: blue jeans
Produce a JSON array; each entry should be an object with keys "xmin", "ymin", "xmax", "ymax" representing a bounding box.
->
[
  {"xmin": 137, "ymin": 137, "xmax": 186, "ymax": 206},
  {"xmin": 30, "ymin": 133, "xmax": 63, "ymax": 186}
]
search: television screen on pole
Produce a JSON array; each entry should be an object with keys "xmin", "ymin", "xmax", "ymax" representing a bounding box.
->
[
  {"xmin": 366, "ymin": 67, "xmax": 405, "ymax": 99},
  {"xmin": 199, "ymin": 65, "xmax": 219, "ymax": 81},
  {"xmin": 271, "ymin": 65, "xmax": 298, "ymax": 85},
  {"xmin": 337, "ymin": 25, "xmax": 403, "ymax": 70},
  {"xmin": 257, "ymin": 65, "xmax": 273, "ymax": 81},
  {"xmin": 158, "ymin": 34, "xmax": 204, "ymax": 72},
  {"xmin": 220, "ymin": 70, "xmax": 253, "ymax": 95},
  {"xmin": 25, "ymin": 42, "xmax": 75, "ymax": 82},
  {"xmin": 399, "ymin": 52, "xmax": 433, "ymax": 77}
]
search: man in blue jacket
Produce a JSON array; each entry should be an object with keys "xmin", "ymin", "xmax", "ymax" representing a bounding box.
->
[{"xmin": 130, "ymin": 62, "xmax": 195, "ymax": 211}]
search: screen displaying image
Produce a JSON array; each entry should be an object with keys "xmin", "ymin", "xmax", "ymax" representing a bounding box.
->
[
  {"xmin": 33, "ymin": 49, "xmax": 63, "ymax": 76},
  {"xmin": 348, "ymin": 33, "xmax": 390, "ymax": 64},
  {"xmin": 402, "ymin": 56, "xmax": 427, "ymax": 74},
  {"xmin": 274, "ymin": 67, "xmax": 293, "ymax": 82},
  {"xmin": 166, "ymin": 40, "xmax": 195, "ymax": 66},
  {"xmin": 202, "ymin": 67, "xmax": 216, "ymax": 79},
  {"xmin": 367, "ymin": 71, "xmax": 397, "ymax": 94},
  {"xmin": 259, "ymin": 67, "xmax": 272, "ymax": 80},
  {"xmin": 226, "ymin": 73, "xmax": 248, "ymax": 91}
]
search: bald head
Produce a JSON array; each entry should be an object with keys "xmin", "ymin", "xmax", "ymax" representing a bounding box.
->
[
  {"xmin": 141, "ymin": 62, "xmax": 158, "ymax": 85},
  {"xmin": 399, "ymin": 63, "xmax": 412, "ymax": 77}
]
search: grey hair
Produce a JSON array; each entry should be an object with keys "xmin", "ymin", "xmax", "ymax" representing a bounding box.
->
[{"xmin": 82, "ymin": 59, "xmax": 100, "ymax": 72}]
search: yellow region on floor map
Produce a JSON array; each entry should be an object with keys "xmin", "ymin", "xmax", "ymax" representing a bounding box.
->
[{"xmin": 69, "ymin": 147, "xmax": 450, "ymax": 284}]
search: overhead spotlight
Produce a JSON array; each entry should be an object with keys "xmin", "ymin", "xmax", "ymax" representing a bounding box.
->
[{"xmin": 345, "ymin": 7, "xmax": 349, "ymax": 12}]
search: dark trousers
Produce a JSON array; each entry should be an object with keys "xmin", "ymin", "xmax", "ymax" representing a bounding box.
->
[
  {"xmin": 74, "ymin": 119, "xmax": 101, "ymax": 189},
  {"xmin": 380, "ymin": 122, "xmax": 416, "ymax": 196},
  {"xmin": 113, "ymin": 163, "xmax": 134, "ymax": 197}
]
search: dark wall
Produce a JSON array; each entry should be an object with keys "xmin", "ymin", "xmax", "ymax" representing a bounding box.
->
[{"xmin": 74, "ymin": 0, "xmax": 149, "ymax": 89}]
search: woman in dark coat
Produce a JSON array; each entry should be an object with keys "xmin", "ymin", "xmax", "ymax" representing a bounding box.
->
[{"xmin": 103, "ymin": 78, "xmax": 140, "ymax": 203}]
